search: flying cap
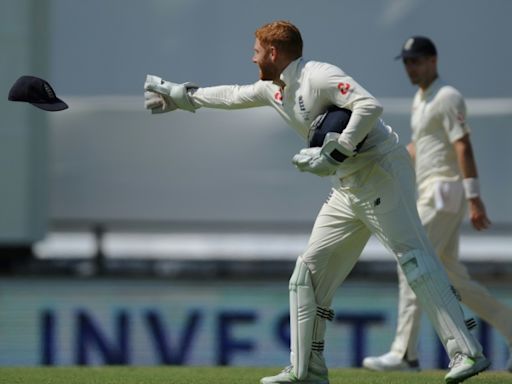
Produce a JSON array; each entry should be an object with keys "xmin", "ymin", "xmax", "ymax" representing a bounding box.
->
[
  {"xmin": 8, "ymin": 75, "xmax": 68, "ymax": 111},
  {"xmin": 395, "ymin": 36, "xmax": 437, "ymax": 60}
]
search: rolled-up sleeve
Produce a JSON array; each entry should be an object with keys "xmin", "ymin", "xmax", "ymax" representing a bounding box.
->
[{"xmin": 439, "ymin": 89, "xmax": 471, "ymax": 143}]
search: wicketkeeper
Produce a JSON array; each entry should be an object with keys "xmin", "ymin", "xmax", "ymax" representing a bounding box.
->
[{"xmin": 144, "ymin": 21, "xmax": 489, "ymax": 384}]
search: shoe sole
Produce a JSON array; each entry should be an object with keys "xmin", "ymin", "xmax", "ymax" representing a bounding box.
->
[{"xmin": 445, "ymin": 358, "xmax": 491, "ymax": 384}]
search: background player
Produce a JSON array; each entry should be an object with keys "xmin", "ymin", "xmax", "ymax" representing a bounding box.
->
[{"xmin": 363, "ymin": 36, "xmax": 512, "ymax": 373}]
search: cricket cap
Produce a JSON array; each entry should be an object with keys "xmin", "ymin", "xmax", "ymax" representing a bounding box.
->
[
  {"xmin": 8, "ymin": 75, "xmax": 68, "ymax": 111},
  {"xmin": 395, "ymin": 36, "xmax": 437, "ymax": 60}
]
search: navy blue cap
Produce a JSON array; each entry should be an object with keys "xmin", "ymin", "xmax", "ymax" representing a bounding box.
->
[
  {"xmin": 8, "ymin": 75, "xmax": 68, "ymax": 111},
  {"xmin": 395, "ymin": 36, "xmax": 437, "ymax": 60}
]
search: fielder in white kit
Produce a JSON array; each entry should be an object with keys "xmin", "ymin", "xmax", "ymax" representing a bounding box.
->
[
  {"xmin": 363, "ymin": 36, "xmax": 512, "ymax": 373},
  {"xmin": 143, "ymin": 21, "xmax": 489, "ymax": 384}
]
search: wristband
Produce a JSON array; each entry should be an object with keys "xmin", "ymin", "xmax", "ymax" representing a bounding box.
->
[{"xmin": 462, "ymin": 178, "xmax": 480, "ymax": 199}]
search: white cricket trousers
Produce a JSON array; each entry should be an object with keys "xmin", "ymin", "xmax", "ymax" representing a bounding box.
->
[
  {"xmin": 298, "ymin": 146, "xmax": 482, "ymax": 365},
  {"xmin": 391, "ymin": 180, "xmax": 512, "ymax": 361}
]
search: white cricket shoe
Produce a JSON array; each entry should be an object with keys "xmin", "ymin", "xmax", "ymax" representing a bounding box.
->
[
  {"xmin": 260, "ymin": 366, "xmax": 329, "ymax": 384},
  {"xmin": 444, "ymin": 353, "xmax": 490, "ymax": 384},
  {"xmin": 362, "ymin": 351, "xmax": 420, "ymax": 371}
]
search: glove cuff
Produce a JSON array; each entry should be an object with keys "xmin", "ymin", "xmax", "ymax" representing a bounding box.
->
[
  {"xmin": 170, "ymin": 83, "xmax": 199, "ymax": 113},
  {"xmin": 321, "ymin": 133, "xmax": 354, "ymax": 163},
  {"xmin": 325, "ymin": 149, "xmax": 348, "ymax": 163}
]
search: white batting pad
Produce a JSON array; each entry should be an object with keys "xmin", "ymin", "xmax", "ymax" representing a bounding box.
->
[
  {"xmin": 398, "ymin": 249, "xmax": 482, "ymax": 359},
  {"xmin": 288, "ymin": 257, "xmax": 332, "ymax": 379},
  {"xmin": 289, "ymin": 257, "xmax": 317, "ymax": 379}
]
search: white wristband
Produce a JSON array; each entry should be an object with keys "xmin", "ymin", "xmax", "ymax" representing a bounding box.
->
[{"xmin": 463, "ymin": 178, "xmax": 480, "ymax": 199}]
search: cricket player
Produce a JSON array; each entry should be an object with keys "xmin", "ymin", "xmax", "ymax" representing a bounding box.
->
[
  {"xmin": 144, "ymin": 21, "xmax": 489, "ymax": 384},
  {"xmin": 363, "ymin": 36, "xmax": 512, "ymax": 373}
]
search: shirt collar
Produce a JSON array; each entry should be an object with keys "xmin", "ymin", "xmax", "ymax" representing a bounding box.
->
[
  {"xmin": 421, "ymin": 76, "xmax": 444, "ymax": 98},
  {"xmin": 279, "ymin": 57, "xmax": 304, "ymax": 87}
]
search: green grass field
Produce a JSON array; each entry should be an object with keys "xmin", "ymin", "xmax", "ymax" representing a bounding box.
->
[{"xmin": 0, "ymin": 367, "xmax": 509, "ymax": 384}]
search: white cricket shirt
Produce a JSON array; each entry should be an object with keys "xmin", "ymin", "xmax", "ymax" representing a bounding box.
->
[
  {"xmin": 190, "ymin": 58, "xmax": 399, "ymax": 178},
  {"xmin": 411, "ymin": 78, "xmax": 471, "ymax": 188}
]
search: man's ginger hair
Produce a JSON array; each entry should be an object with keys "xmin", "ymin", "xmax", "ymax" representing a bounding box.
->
[{"xmin": 255, "ymin": 20, "xmax": 303, "ymax": 59}]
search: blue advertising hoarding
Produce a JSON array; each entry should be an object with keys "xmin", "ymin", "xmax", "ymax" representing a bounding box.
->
[{"xmin": 0, "ymin": 278, "xmax": 509, "ymax": 370}]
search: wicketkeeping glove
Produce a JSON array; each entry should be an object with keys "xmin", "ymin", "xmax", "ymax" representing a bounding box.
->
[
  {"xmin": 292, "ymin": 133, "xmax": 354, "ymax": 177},
  {"xmin": 292, "ymin": 147, "xmax": 338, "ymax": 176},
  {"xmin": 144, "ymin": 74, "xmax": 199, "ymax": 113}
]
